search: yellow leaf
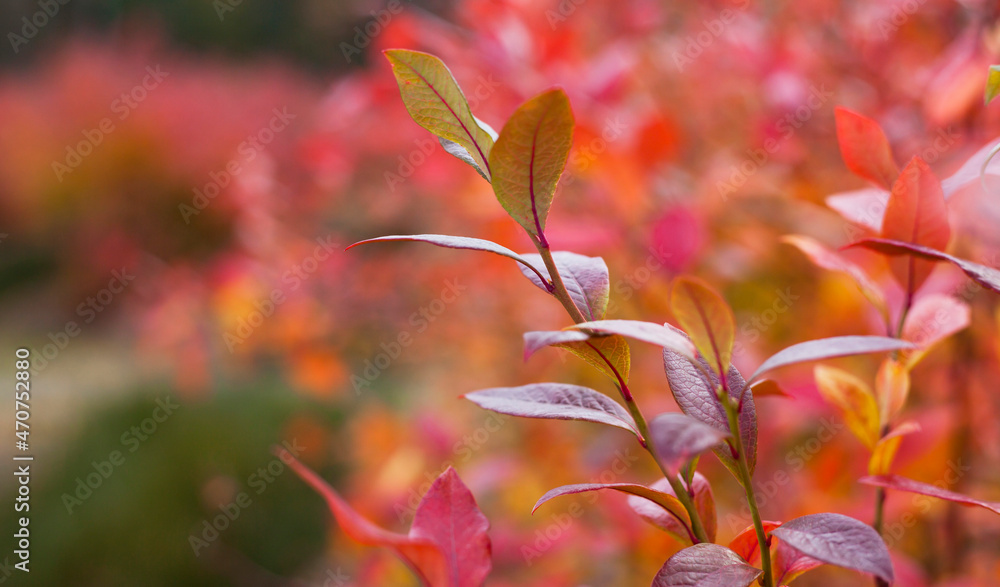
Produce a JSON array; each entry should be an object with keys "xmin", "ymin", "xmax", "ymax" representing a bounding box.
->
[
  {"xmin": 555, "ymin": 334, "xmax": 631, "ymax": 385},
  {"xmin": 488, "ymin": 89, "xmax": 574, "ymax": 241},
  {"xmin": 384, "ymin": 49, "xmax": 496, "ymax": 180},
  {"xmin": 814, "ymin": 365, "xmax": 881, "ymax": 449},
  {"xmin": 868, "ymin": 421, "xmax": 921, "ymax": 475},
  {"xmin": 875, "ymin": 358, "xmax": 911, "ymax": 425},
  {"xmin": 986, "ymin": 65, "xmax": 1000, "ymax": 106},
  {"xmin": 670, "ymin": 276, "xmax": 735, "ymax": 379}
]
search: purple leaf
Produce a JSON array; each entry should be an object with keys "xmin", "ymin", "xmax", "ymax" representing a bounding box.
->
[
  {"xmin": 662, "ymin": 324, "xmax": 757, "ymax": 476},
  {"xmin": 572, "ymin": 319, "xmax": 696, "ymax": 360},
  {"xmin": 747, "ymin": 336, "xmax": 915, "ymax": 384},
  {"xmin": 463, "ymin": 383, "xmax": 639, "ymax": 437},
  {"xmin": 649, "ymin": 413, "xmax": 730, "ymax": 476},
  {"xmin": 519, "ymin": 252, "xmax": 610, "ymax": 320},
  {"xmin": 533, "ymin": 483, "xmax": 688, "ymax": 526},
  {"xmin": 523, "ymin": 330, "xmax": 591, "ymax": 360},
  {"xmin": 846, "ymin": 238, "xmax": 1000, "ymax": 294},
  {"xmin": 628, "ymin": 474, "xmax": 717, "ymax": 544},
  {"xmin": 860, "ymin": 475, "xmax": 1000, "ymax": 515},
  {"xmin": 651, "ymin": 544, "xmax": 761, "ymax": 587},
  {"xmin": 347, "ymin": 234, "xmax": 550, "ymax": 285},
  {"xmin": 410, "ymin": 467, "xmax": 492, "ymax": 587},
  {"xmin": 770, "ymin": 513, "xmax": 894, "ymax": 584}
]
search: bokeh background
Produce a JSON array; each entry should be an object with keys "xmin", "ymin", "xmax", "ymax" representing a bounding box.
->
[{"xmin": 1, "ymin": 0, "xmax": 1000, "ymax": 585}]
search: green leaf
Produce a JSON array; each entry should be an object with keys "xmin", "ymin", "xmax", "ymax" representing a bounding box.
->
[
  {"xmin": 986, "ymin": 65, "xmax": 1000, "ymax": 105},
  {"xmin": 488, "ymin": 88, "xmax": 574, "ymax": 242},
  {"xmin": 384, "ymin": 49, "xmax": 496, "ymax": 181}
]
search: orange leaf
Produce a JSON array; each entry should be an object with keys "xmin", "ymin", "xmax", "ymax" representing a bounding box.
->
[
  {"xmin": 868, "ymin": 421, "xmax": 921, "ymax": 476},
  {"xmin": 670, "ymin": 276, "xmax": 735, "ymax": 379},
  {"xmin": 489, "ymin": 89, "xmax": 574, "ymax": 242},
  {"xmin": 875, "ymin": 358, "xmax": 911, "ymax": 425},
  {"xmin": 814, "ymin": 366, "xmax": 881, "ymax": 449},
  {"xmin": 835, "ymin": 107, "xmax": 899, "ymax": 189}
]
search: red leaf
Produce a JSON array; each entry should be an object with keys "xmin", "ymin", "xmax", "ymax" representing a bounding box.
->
[
  {"xmin": 410, "ymin": 467, "xmax": 492, "ymax": 587},
  {"xmin": 880, "ymin": 157, "xmax": 951, "ymax": 295},
  {"xmin": 728, "ymin": 521, "xmax": 781, "ymax": 565},
  {"xmin": 859, "ymin": 475, "xmax": 1000, "ymax": 515},
  {"xmin": 835, "ymin": 107, "xmax": 899, "ymax": 189},
  {"xmin": 275, "ymin": 447, "xmax": 448, "ymax": 585}
]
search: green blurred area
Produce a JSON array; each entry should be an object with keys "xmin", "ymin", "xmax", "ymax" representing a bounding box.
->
[
  {"xmin": 1, "ymin": 383, "xmax": 345, "ymax": 585},
  {"xmin": 0, "ymin": 0, "xmax": 452, "ymax": 71}
]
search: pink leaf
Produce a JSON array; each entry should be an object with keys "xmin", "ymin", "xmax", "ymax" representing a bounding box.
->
[
  {"xmin": 410, "ymin": 467, "xmax": 492, "ymax": 587},
  {"xmin": 826, "ymin": 187, "xmax": 890, "ymax": 232},
  {"xmin": 782, "ymin": 235, "xmax": 887, "ymax": 316},
  {"xmin": 900, "ymin": 294, "xmax": 970, "ymax": 366},
  {"xmin": 533, "ymin": 483, "xmax": 690, "ymax": 541},
  {"xmin": 859, "ymin": 475, "xmax": 1000, "ymax": 515},
  {"xmin": 941, "ymin": 139, "xmax": 1000, "ymax": 197},
  {"xmin": 846, "ymin": 238, "xmax": 1000, "ymax": 294}
]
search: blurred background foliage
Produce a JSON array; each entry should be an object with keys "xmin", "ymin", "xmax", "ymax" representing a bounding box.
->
[{"xmin": 1, "ymin": 0, "xmax": 1000, "ymax": 585}]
